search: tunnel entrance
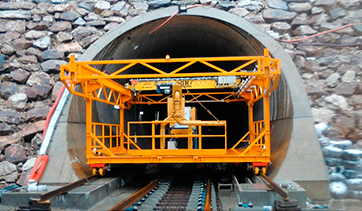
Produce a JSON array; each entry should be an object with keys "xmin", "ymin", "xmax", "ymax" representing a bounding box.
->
[{"xmin": 57, "ymin": 6, "xmax": 329, "ymax": 201}]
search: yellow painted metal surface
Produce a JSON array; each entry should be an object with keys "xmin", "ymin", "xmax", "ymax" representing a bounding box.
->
[{"xmin": 60, "ymin": 49, "xmax": 280, "ymax": 165}]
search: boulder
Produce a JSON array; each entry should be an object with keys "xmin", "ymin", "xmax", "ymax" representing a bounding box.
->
[
  {"xmin": 5, "ymin": 144, "xmax": 27, "ymax": 163},
  {"xmin": 328, "ymin": 8, "xmax": 346, "ymax": 20},
  {"xmin": 25, "ymin": 30, "xmax": 47, "ymax": 39},
  {"xmin": 229, "ymin": 8, "xmax": 249, "ymax": 18},
  {"xmin": 334, "ymin": 82, "xmax": 358, "ymax": 96},
  {"xmin": 0, "ymin": 11, "xmax": 32, "ymax": 20},
  {"xmin": 19, "ymin": 120, "xmax": 46, "ymax": 139},
  {"xmin": 0, "ymin": 111, "xmax": 21, "ymax": 124},
  {"xmin": 334, "ymin": 115, "xmax": 356, "ymax": 134},
  {"xmin": 25, "ymin": 107, "xmax": 50, "ymax": 122},
  {"xmin": 312, "ymin": 107, "xmax": 334, "ymax": 123},
  {"xmin": 12, "ymin": 39, "xmax": 32, "ymax": 50},
  {"xmin": 262, "ymin": 9, "xmax": 296, "ymax": 23},
  {"xmin": 94, "ymin": 1, "xmax": 111, "ymax": 14},
  {"xmin": 0, "ymin": 123, "xmax": 13, "ymax": 136},
  {"xmin": 0, "ymin": 82, "xmax": 19, "ymax": 100},
  {"xmin": 267, "ymin": 1, "xmax": 288, "ymax": 10},
  {"xmin": 49, "ymin": 21, "xmax": 72, "ymax": 32},
  {"xmin": 147, "ymin": 0, "xmax": 171, "ymax": 9},
  {"xmin": 33, "ymin": 36, "xmax": 51, "ymax": 50},
  {"xmin": 56, "ymin": 42, "xmax": 83, "ymax": 53},
  {"xmin": 26, "ymin": 72, "xmax": 51, "ymax": 86},
  {"xmin": 5, "ymin": 20, "xmax": 26, "ymax": 33},
  {"xmin": 0, "ymin": 136, "xmax": 21, "ymax": 152},
  {"xmin": 60, "ymin": 11, "xmax": 80, "ymax": 21},
  {"xmin": 6, "ymin": 93, "xmax": 28, "ymax": 111},
  {"xmin": 271, "ymin": 22, "xmax": 291, "ymax": 34},
  {"xmin": 0, "ymin": 161, "xmax": 18, "ymax": 182},
  {"xmin": 288, "ymin": 3, "xmax": 312, "ymax": 13},
  {"xmin": 56, "ymin": 31, "xmax": 73, "ymax": 43},
  {"xmin": 324, "ymin": 94, "xmax": 351, "ymax": 111},
  {"xmin": 39, "ymin": 51, "xmax": 65, "ymax": 61},
  {"xmin": 40, "ymin": 60, "xmax": 67, "ymax": 72},
  {"xmin": 26, "ymin": 85, "xmax": 52, "ymax": 100},
  {"xmin": 325, "ymin": 73, "xmax": 340, "ymax": 87}
]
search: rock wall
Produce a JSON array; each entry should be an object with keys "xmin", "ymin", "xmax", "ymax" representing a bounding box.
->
[{"xmin": 0, "ymin": 0, "xmax": 361, "ymax": 191}]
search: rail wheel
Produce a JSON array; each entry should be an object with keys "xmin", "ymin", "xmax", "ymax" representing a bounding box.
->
[
  {"xmin": 92, "ymin": 168, "xmax": 97, "ymax": 176},
  {"xmin": 254, "ymin": 167, "xmax": 259, "ymax": 175},
  {"xmin": 98, "ymin": 168, "xmax": 105, "ymax": 176},
  {"xmin": 261, "ymin": 167, "xmax": 267, "ymax": 175}
]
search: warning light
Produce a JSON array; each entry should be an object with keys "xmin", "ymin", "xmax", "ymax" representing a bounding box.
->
[{"xmin": 131, "ymin": 79, "xmax": 138, "ymax": 85}]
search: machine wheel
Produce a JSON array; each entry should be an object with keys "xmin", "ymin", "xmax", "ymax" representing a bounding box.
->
[
  {"xmin": 254, "ymin": 167, "xmax": 259, "ymax": 175},
  {"xmin": 261, "ymin": 167, "xmax": 267, "ymax": 175},
  {"xmin": 99, "ymin": 168, "xmax": 105, "ymax": 176},
  {"xmin": 92, "ymin": 168, "xmax": 97, "ymax": 176}
]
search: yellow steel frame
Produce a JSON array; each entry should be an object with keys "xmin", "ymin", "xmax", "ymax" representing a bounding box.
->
[{"xmin": 60, "ymin": 49, "xmax": 280, "ymax": 164}]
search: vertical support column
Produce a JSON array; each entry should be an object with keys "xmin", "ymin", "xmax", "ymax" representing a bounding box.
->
[
  {"xmin": 224, "ymin": 122, "xmax": 227, "ymax": 151},
  {"xmin": 263, "ymin": 93, "xmax": 271, "ymax": 157},
  {"xmin": 263, "ymin": 49, "xmax": 271, "ymax": 158},
  {"xmin": 248, "ymin": 102, "xmax": 254, "ymax": 143},
  {"xmin": 160, "ymin": 124, "xmax": 165, "ymax": 149},
  {"xmin": 119, "ymin": 107, "xmax": 125, "ymax": 152},
  {"xmin": 198, "ymin": 125, "xmax": 202, "ymax": 150},
  {"xmin": 188, "ymin": 127, "xmax": 193, "ymax": 150},
  {"xmin": 86, "ymin": 98, "xmax": 92, "ymax": 158},
  {"xmin": 152, "ymin": 123, "xmax": 155, "ymax": 150}
]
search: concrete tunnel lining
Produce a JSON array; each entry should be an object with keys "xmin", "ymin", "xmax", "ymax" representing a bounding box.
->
[{"xmin": 41, "ymin": 7, "xmax": 329, "ymax": 201}]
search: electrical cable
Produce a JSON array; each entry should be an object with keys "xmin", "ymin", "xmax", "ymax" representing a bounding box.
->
[
  {"xmin": 149, "ymin": 4, "xmax": 203, "ymax": 35},
  {"xmin": 42, "ymin": 85, "xmax": 65, "ymax": 139},
  {"xmin": 106, "ymin": 183, "xmax": 127, "ymax": 197},
  {"xmin": 276, "ymin": 39, "xmax": 362, "ymax": 47},
  {"xmin": 275, "ymin": 23, "xmax": 362, "ymax": 47},
  {"xmin": 279, "ymin": 23, "xmax": 359, "ymax": 43}
]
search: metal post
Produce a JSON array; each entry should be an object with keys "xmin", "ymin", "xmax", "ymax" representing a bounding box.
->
[
  {"xmin": 248, "ymin": 102, "xmax": 254, "ymax": 143},
  {"xmin": 86, "ymin": 98, "xmax": 92, "ymax": 158},
  {"xmin": 263, "ymin": 49, "xmax": 271, "ymax": 157},
  {"xmin": 120, "ymin": 107, "xmax": 125, "ymax": 151}
]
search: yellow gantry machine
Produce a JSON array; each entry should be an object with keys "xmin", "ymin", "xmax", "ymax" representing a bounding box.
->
[{"xmin": 60, "ymin": 49, "xmax": 280, "ymax": 176}]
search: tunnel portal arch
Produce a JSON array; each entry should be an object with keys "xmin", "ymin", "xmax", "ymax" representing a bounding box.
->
[{"xmin": 56, "ymin": 6, "xmax": 329, "ymax": 201}]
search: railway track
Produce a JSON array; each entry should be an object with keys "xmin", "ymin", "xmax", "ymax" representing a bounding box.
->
[
  {"xmin": 15, "ymin": 164, "xmax": 300, "ymax": 211},
  {"xmin": 110, "ymin": 174, "xmax": 220, "ymax": 211}
]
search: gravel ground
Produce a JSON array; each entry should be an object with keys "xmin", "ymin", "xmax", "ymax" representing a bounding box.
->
[
  {"xmin": 0, "ymin": 205, "xmax": 17, "ymax": 211},
  {"xmin": 0, "ymin": 205, "xmax": 84, "ymax": 211}
]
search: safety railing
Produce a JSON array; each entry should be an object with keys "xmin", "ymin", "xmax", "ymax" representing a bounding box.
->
[
  {"xmin": 126, "ymin": 121, "xmax": 227, "ymax": 153},
  {"xmin": 91, "ymin": 122, "xmax": 122, "ymax": 156},
  {"xmin": 231, "ymin": 120, "xmax": 265, "ymax": 149},
  {"xmin": 252, "ymin": 120, "xmax": 265, "ymax": 146}
]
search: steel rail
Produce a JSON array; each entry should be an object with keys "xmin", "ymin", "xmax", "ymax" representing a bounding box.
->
[
  {"xmin": 37, "ymin": 175, "xmax": 98, "ymax": 202},
  {"xmin": 204, "ymin": 179, "xmax": 212, "ymax": 211},
  {"xmin": 259, "ymin": 174, "xmax": 289, "ymax": 199},
  {"xmin": 109, "ymin": 180, "xmax": 159, "ymax": 211}
]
